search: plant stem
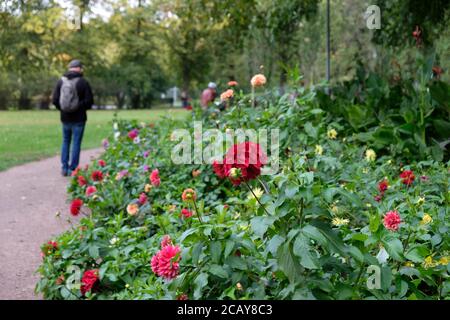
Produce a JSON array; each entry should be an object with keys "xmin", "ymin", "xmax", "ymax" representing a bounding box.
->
[
  {"xmin": 251, "ymin": 87, "xmax": 255, "ymax": 108},
  {"xmin": 354, "ymin": 263, "xmax": 365, "ymax": 287},
  {"xmin": 244, "ymin": 181, "xmax": 270, "ymax": 215},
  {"xmin": 257, "ymin": 176, "xmax": 270, "ymax": 195},
  {"xmin": 298, "ymin": 198, "xmax": 305, "ymax": 227},
  {"xmin": 192, "ymin": 199, "xmax": 204, "ymax": 224}
]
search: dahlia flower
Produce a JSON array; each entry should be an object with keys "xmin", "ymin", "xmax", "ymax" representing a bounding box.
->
[
  {"xmin": 181, "ymin": 188, "xmax": 197, "ymax": 202},
  {"xmin": 181, "ymin": 208, "xmax": 193, "ymax": 218},
  {"xmin": 127, "ymin": 203, "xmax": 139, "ymax": 216},
  {"xmin": 250, "ymin": 74, "xmax": 267, "ymax": 87},
  {"xmin": 77, "ymin": 175, "xmax": 87, "ymax": 187},
  {"xmin": 214, "ymin": 141, "xmax": 267, "ymax": 186},
  {"xmin": 151, "ymin": 245, "xmax": 181, "ymax": 280},
  {"xmin": 220, "ymin": 89, "xmax": 234, "ymax": 101},
  {"xmin": 91, "ymin": 170, "xmax": 103, "ymax": 182},
  {"xmin": 80, "ymin": 269, "xmax": 99, "ymax": 296},
  {"xmin": 85, "ymin": 185, "xmax": 97, "ymax": 197},
  {"xmin": 70, "ymin": 198, "xmax": 83, "ymax": 216},
  {"xmin": 150, "ymin": 169, "xmax": 161, "ymax": 187},
  {"xmin": 383, "ymin": 210, "xmax": 401, "ymax": 231},
  {"xmin": 400, "ymin": 170, "xmax": 415, "ymax": 185}
]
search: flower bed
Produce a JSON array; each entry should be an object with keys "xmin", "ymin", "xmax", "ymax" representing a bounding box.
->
[{"xmin": 36, "ymin": 86, "xmax": 449, "ymax": 300}]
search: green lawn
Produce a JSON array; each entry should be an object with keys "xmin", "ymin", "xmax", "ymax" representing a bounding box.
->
[{"xmin": 0, "ymin": 109, "xmax": 188, "ymax": 171}]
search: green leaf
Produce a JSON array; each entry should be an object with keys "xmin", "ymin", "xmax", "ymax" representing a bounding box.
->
[
  {"xmin": 267, "ymin": 235, "xmax": 285, "ymax": 256},
  {"xmin": 293, "ymin": 233, "xmax": 320, "ymax": 269},
  {"xmin": 310, "ymin": 221, "xmax": 347, "ymax": 256},
  {"xmin": 88, "ymin": 245, "xmax": 99, "ymax": 259},
  {"xmin": 209, "ymin": 264, "xmax": 228, "ymax": 279},
  {"xmin": 347, "ymin": 246, "xmax": 364, "ymax": 263},
  {"xmin": 224, "ymin": 256, "xmax": 247, "ymax": 270},
  {"xmin": 191, "ymin": 242, "xmax": 203, "ymax": 265},
  {"xmin": 250, "ymin": 216, "xmax": 276, "ymax": 238},
  {"xmin": 304, "ymin": 122, "xmax": 318, "ymax": 139},
  {"xmin": 193, "ymin": 273, "xmax": 208, "ymax": 300},
  {"xmin": 369, "ymin": 214, "xmax": 380, "ymax": 233},
  {"xmin": 223, "ymin": 240, "xmax": 235, "ymax": 258},
  {"xmin": 382, "ymin": 238, "xmax": 404, "ymax": 262},
  {"xmin": 380, "ymin": 266, "xmax": 392, "ymax": 291},
  {"xmin": 285, "ymin": 183, "xmax": 299, "ymax": 198},
  {"xmin": 210, "ymin": 241, "xmax": 222, "ymax": 264},
  {"xmin": 351, "ymin": 233, "xmax": 369, "ymax": 242},
  {"xmin": 277, "ymin": 242, "xmax": 302, "ymax": 284},
  {"xmin": 405, "ymin": 245, "xmax": 428, "ymax": 263},
  {"xmin": 302, "ymin": 225, "xmax": 327, "ymax": 246},
  {"xmin": 179, "ymin": 228, "xmax": 197, "ymax": 243}
]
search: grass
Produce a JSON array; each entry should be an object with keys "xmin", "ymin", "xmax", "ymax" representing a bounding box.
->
[{"xmin": 0, "ymin": 108, "xmax": 188, "ymax": 171}]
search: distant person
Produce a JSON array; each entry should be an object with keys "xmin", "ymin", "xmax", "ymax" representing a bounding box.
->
[
  {"xmin": 52, "ymin": 59, "xmax": 94, "ymax": 176},
  {"xmin": 200, "ymin": 82, "xmax": 217, "ymax": 109},
  {"xmin": 181, "ymin": 90, "xmax": 191, "ymax": 109}
]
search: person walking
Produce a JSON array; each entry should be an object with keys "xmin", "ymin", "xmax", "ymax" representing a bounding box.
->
[
  {"xmin": 52, "ymin": 60, "xmax": 94, "ymax": 176},
  {"xmin": 200, "ymin": 82, "xmax": 217, "ymax": 109}
]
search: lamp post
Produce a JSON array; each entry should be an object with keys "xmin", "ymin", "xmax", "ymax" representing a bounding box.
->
[{"xmin": 326, "ymin": 0, "xmax": 331, "ymax": 94}]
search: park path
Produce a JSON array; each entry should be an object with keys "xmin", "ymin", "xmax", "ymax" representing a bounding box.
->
[{"xmin": 0, "ymin": 148, "xmax": 103, "ymax": 300}]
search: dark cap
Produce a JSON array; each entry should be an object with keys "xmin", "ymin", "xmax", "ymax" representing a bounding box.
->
[{"xmin": 68, "ymin": 59, "xmax": 83, "ymax": 69}]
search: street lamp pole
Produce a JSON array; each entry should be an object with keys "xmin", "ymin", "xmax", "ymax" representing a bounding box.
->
[{"xmin": 326, "ymin": 0, "xmax": 331, "ymax": 93}]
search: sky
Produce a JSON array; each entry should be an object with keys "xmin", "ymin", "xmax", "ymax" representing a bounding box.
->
[{"xmin": 54, "ymin": 0, "xmax": 117, "ymax": 21}]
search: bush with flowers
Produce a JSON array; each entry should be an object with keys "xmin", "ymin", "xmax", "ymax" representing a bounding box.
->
[{"xmin": 36, "ymin": 76, "xmax": 449, "ymax": 300}]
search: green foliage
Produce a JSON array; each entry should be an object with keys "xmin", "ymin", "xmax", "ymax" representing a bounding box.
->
[{"xmin": 36, "ymin": 85, "xmax": 449, "ymax": 300}]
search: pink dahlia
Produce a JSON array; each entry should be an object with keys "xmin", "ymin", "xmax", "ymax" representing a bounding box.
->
[
  {"xmin": 85, "ymin": 185, "xmax": 97, "ymax": 197},
  {"xmin": 128, "ymin": 129, "xmax": 139, "ymax": 140},
  {"xmin": 161, "ymin": 235, "xmax": 172, "ymax": 248},
  {"xmin": 150, "ymin": 169, "xmax": 161, "ymax": 187},
  {"xmin": 383, "ymin": 210, "xmax": 401, "ymax": 231},
  {"xmin": 138, "ymin": 193, "xmax": 147, "ymax": 205},
  {"xmin": 156, "ymin": 245, "xmax": 181, "ymax": 280}
]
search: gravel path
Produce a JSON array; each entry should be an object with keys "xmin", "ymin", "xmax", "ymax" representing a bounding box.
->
[{"xmin": 0, "ymin": 148, "xmax": 103, "ymax": 300}]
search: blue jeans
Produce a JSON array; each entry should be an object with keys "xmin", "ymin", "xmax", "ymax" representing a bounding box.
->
[{"xmin": 61, "ymin": 122, "xmax": 86, "ymax": 172}]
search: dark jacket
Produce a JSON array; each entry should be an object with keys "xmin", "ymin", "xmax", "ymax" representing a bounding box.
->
[{"xmin": 52, "ymin": 71, "xmax": 94, "ymax": 123}]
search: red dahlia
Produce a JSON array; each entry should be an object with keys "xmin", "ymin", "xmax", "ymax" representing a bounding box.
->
[
  {"xmin": 70, "ymin": 199, "xmax": 83, "ymax": 216},
  {"xmin": 91, "ymin": 170, "xmax": 103, "ymax": 182},
  {"xmin": 77, "ymin": 175, "xmax": 87, "ymax": 187},
  {"xmin": 80, "ymin": 269, "xmax": 99, "ymax": 296},
  {"xmin": 213, "ymin": 160, "xmax": 226, "ymax": 179},
  {"xmin": 400, "ymin": 170, "xmax": 415, "ymax": 186},
  {"xmin": 214, "ymin": 141, "xmax": 267, "ymax": 186},
  {"xmin": 181, "ymin": 208, "xmax": 193, "ymax": 218},
  {"xmin": 98, "ymin": 159, "xmax": 106, "ymax": 167},
  {"xmin": 378, "ymin": 180, "xmax": 388, "ymax": 193}
]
